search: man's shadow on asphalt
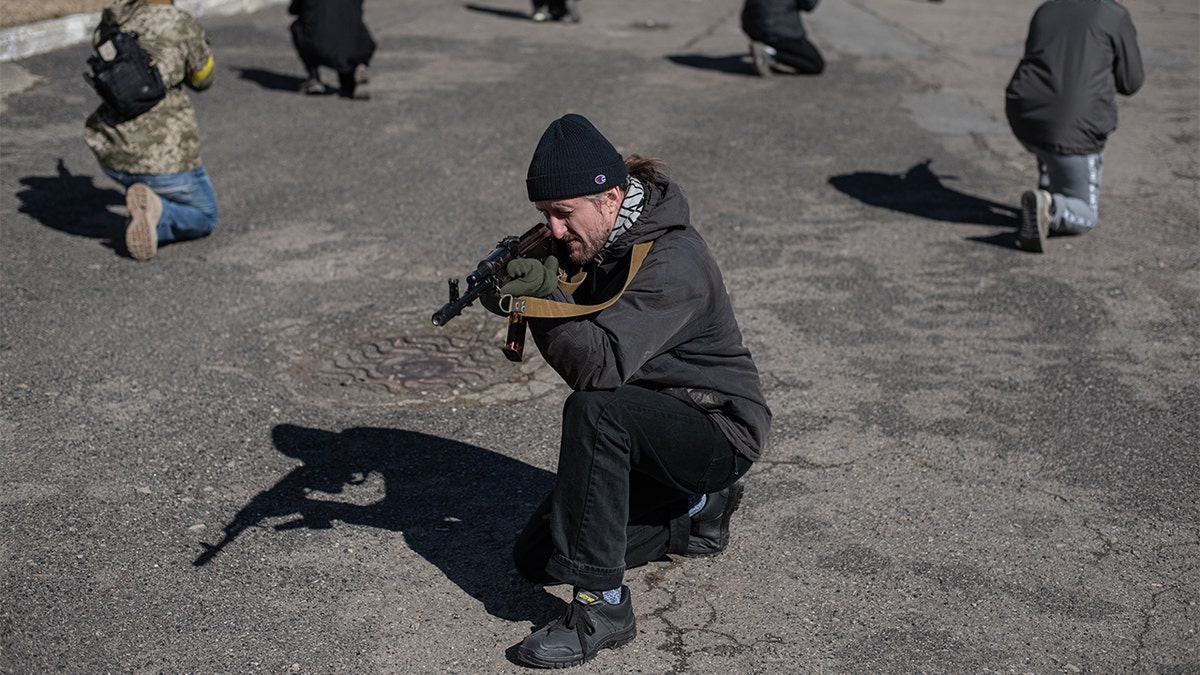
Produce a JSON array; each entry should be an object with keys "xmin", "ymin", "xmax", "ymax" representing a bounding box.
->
[
  {"xmin": 667, "ymin": 53, "xmax": 759, "ymax": 77},
  {"xmin": 231, "ymin": 66, "xmax": 325, "ymax": 94},
  {"xmin": 15, "ymin": 159, "xmax": 125, "ymax": 249},
  {"xmin": 193, "ymin": 424, "xmax": 563, "ymax": 624},
  {"xmin": 829, "ymin": 160, "xmax": 1023, "ymax": 248},
  {"xmin": 463, "ymin": 4, "xmax": 534, "ymax": 21}
]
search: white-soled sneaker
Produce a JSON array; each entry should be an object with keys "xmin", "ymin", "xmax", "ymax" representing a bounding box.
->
[
  {"xmin": 750, "ymin": 41, "xmax": 772, "ymax": 77},
  {"xmin": 125, "ymin": 183, "xmax": 161, "ymax": 261}
]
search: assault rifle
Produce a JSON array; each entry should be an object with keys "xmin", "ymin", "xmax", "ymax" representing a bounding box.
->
[{"xmin": 432, "ymin": 223, "xmax": 555, "ymax": 361}]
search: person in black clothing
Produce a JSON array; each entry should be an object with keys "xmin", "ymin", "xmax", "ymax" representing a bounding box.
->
[
  {"xmin": 1005, "ymin": 0, "xmax": 1143, "ymax": 252},
  {"xmin": 288, "ymin": 0, "xmax": 375, "ymax": 99},
  {"xmin": 530, "ymin": 0, "xmax": 580, "ymax": 22},
  {"xmin": 741, "ymin": 0, "xmax": 824, "ymax": 76},
  {"xmin": 491, "ymin": 114, "xmax": 770, "ymax": 668}
]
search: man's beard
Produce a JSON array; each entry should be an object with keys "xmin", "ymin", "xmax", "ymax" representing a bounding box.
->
[{"xmin": 562, "ymin": 230, "xmax": 609, "ymax": 265}]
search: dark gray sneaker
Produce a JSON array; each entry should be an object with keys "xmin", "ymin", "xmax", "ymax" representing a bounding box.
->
[
  {"xmin": 518, "ymin": 587, "xmax": 636, "ymax": 668},
  {"xmin": 1017, "ymin": 190, "xmax": 1049, "ymax": 253},
  {"xmin": 685, "ymin": 479, "xmax": 745, "ymax": 557}
]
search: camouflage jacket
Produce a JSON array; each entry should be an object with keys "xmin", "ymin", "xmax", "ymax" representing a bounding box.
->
[{"xmin": 84, "ymin": 0, "xmax": 215, "ymax": 175}]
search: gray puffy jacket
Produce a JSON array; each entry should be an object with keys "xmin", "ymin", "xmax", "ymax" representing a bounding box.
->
[{"xmin": 1005, "ymin": 0, "xmax": 1143, "ymax": 155}]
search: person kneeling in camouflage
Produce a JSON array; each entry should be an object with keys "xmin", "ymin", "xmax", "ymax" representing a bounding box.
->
[{"xmin": 85, "ymin": 0, "xmax": 218, "ymax": 261}]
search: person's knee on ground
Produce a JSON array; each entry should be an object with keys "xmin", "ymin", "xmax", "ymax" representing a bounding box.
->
[
  {"xmin": 773, "ymin": 39, "xmax": 824, "ymax": 75},
  {"xmin": 1048, "ymin": 193, "xmax": 1098, "ymax": 235},
  {"xmin": 1035, "ymin": 152, "xmax": 1102, "ymax": 237}
]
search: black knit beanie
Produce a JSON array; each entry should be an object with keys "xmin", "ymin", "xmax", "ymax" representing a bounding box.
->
[{"xmin": 526, "ymin": 113, "xmax": 627, "ymax": 202}]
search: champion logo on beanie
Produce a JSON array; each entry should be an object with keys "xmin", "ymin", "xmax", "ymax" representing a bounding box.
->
[{"xmin": 527, "ymin": 113, "xmax": 627, "ymax": 202}]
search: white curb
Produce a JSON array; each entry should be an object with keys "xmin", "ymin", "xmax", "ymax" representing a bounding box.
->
[{"xmin": 0, "ymin": 0, "xmax": 288, "ymax": 62}]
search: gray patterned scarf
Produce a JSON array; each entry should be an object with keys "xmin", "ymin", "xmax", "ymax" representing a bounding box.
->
[{"xmin": 594, "ymin": 177, "xmax": 645, "ymax": 265}]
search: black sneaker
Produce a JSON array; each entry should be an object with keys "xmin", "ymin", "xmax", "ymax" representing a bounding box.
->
[
  {"xmin": 518, "ymin": 587, "xmax": 637, "ymax": 668},
  {"xmin": 685, "ymin": 479, "xmax": 745, "ymax": 557}
]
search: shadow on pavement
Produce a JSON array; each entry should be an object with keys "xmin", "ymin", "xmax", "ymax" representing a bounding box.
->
[
  {"xmin": 463, "ymin": 4, "xmax": 536, "ymax": 21},
  {"xmin": 194, "ymin": 424, "xmax": 562, "ymax": 624},
  {"xmin": 829, "ymin": 159, "xmax": 1021, "ymax": 231},
  {"xmin": 666, "ymin": 53, "xmax": 757, "ymax": 77},
  {"xmin": 16, "ymin": 159, "xmax": 125, "ymax": 247},
  {"xmin": 231, "ymin": 66, "xmax": 316, "ymax": 94}
]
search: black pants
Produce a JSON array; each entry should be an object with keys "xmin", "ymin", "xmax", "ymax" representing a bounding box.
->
[
  {"xmin": 290, "ymin": 21, "xmax": 372, "ymax": 77},
  {"xmin": 770, "ymin": 36, "xmax": 824, "ymax": 75},
  {"xmin": 513, "ymin": 385, "xmax": 752, "ymax": 591},
  {"xmin": 531, "ymin": 0, "xmax": 572, "ymax": 18}
]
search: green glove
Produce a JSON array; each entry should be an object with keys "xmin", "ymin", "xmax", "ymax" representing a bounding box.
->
[{"xmin": 500, "ymin": 256, "xmax": 559, "ymax": 298}]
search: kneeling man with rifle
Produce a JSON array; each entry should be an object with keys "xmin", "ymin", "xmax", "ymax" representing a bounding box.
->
[{"xmin": 463, "ymin": 113, "xmax": 771, "ymax": 668}]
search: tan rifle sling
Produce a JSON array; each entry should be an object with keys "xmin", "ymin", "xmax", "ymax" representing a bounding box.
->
[{"xmin": 503, "ymin": 241, "xmax": 653, "ymax": 319}]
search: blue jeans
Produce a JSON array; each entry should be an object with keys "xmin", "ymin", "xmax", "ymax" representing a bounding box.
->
[
  {"xmin": 512, "ymin": 385, "xmax": 752, "ymax": 591},
  {"xmin": 102, "ymin": 165, "xmax": 218, "ymax": 244}
]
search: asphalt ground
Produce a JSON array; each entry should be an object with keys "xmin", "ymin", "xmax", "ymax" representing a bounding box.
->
[{"xmin": 1, "ymin": 0, "xmax": 1197, "ymax": 672}]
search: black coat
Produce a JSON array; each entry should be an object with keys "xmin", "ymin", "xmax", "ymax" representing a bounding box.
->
[
  {"xmin": 289, "ymin": 0, "xmax": 375, "ymax": 73},
  {"xmin": 740, "ymin": 0, "xmax": 820, "ymax": 43},
  {"xmin": 1005, "ymin": 0, "xmax": 1143, "ymax": 155}
]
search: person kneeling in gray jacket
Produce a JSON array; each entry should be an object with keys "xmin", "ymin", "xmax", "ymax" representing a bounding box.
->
[{"xmin": 1005, "ymin": 0, "xmax": 1143, "ymax": 252}]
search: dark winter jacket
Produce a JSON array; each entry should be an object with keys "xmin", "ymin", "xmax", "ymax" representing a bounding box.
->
[
  {"xmin": 289, "ymin": 0, "xmax": 375, "ymax": 73},
  {"xmin": 1005, "ymin": 0, "xmax": 1143, "ymax": 155},
  {"xmin": 741, "ymin": 0, "xmax": 820, "ymax": 43},
  {"xmin": 528, "ymin": 179, "xmax": 772, "ymax": 461}
]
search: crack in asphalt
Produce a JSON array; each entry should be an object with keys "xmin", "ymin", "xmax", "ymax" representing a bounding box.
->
[
  {"xmin": 1131, "ymin": 528, "xmax": 1200, "ymax": 668},
  {"xmin": 678, "ymin": 5, "xmax": 739, "ymax": 52},
  {"xmin": 642, "ymin": 566, "xmax": 788, "ymax": 673}
]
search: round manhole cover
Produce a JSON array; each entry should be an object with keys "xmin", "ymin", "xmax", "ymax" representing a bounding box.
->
[
  {"xmin": 285, "ymin": 311, "xmax": 561, "ymax": 406},
  {"xmin": 378, "ymin": 355, "xmax": 454, "ymax": 380},
  {"xmin": 329, "ymin": 333, "xmax": 490, "ymax": 392}
]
